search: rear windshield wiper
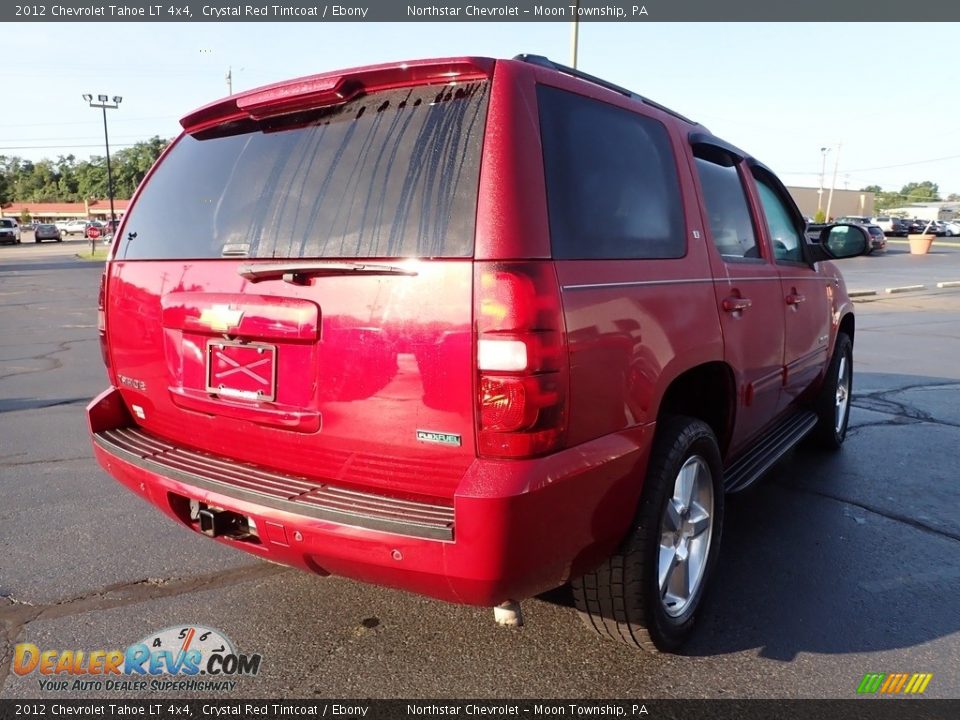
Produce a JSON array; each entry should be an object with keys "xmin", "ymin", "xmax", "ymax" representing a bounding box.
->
[{"xmin": 238, "ymin": 261, "xmax": 417, "ymax": 284}]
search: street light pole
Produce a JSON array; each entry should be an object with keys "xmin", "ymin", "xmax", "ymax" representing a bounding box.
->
[
  {"xmin": 82, "ymin": 93, "xmax": 122, "ymax": 255},
  {"xmin": 825, "ymin": 142, "xmax": 842, "ymax": 222}
]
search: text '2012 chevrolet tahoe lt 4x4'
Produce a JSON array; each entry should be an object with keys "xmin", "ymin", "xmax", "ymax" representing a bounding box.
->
[{"xmin": 88, "ymin": 55, "xmax": 868, "ymax": 652}]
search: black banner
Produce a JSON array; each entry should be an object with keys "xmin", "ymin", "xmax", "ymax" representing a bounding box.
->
[
  {"xmin": 1, "ymin": 700, "xmax": 958, "ymax": 720},
  {"xmin": 3, "ymin": 0, "xmax": 957, "ymax": 23}
]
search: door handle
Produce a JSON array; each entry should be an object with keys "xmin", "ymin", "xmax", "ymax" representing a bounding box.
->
[
  {"xmin": 785, "ymin": 293, "xmax": 806, "ymax": 305},
  {"xmin": 722, "ymin": 296, "xmax": 752, "ymax": 313}
]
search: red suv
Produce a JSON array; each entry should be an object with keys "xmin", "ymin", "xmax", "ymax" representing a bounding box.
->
[{"xmin": 88, "ymin": 55, "xmax": 867, "ymax": 651}]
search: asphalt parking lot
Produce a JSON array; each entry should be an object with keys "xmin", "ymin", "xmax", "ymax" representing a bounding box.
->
[{"xmin": 1, "ymin": 236, "xmax": 959, "ymax": 700}]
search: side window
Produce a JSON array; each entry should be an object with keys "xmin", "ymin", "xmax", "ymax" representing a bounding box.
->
[
  {"xmin": 692, "ymin": 147, "xmax": 759, "ymax": 260},
  {"xmin": 752, "ymin": 172, "xmax": 804, "ymax": 263},
  {"xmin": 537, "ymin": 85, "xmax": 685, "ymax": 259}
]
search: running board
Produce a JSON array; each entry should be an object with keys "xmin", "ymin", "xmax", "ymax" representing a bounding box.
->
[{"xmin": 723, "ymin": 411, "xmax": 818, "ymax": 493}]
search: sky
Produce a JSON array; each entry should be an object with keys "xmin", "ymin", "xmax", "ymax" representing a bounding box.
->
[{"xmin": 4, "ymin": 21, "xmax": 960, "ymax": 197}]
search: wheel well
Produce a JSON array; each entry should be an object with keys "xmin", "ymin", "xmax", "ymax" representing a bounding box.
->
[
  {"xmin": 658, "ymin": 362, "xmax": 735, "ymax": 455},
  {"xmin": 839, "ymin": 312, "xmax": 855, "ymax": 344}
]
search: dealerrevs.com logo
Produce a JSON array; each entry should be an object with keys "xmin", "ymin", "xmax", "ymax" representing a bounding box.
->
[{"xmin": 13, "ymin": 625, "xmax": 261, "ymax": 693}]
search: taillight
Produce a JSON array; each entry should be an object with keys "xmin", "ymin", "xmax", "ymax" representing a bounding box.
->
[{"xmin": 474, "ymin": 262, "xmax": 569, "ymax": 458}]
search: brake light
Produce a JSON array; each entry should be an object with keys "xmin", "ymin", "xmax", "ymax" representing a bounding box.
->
[{"xmin": 474, "ymin": 262, "xmax": 569, "ymax": 458}]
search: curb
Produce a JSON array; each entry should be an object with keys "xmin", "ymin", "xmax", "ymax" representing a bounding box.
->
[
  {"xmin": 884, "ymin": 285, "xmax": 925, "ymax": 294},
  {"xmin": 850, "ymin": 280, "xmax": 960, "ymax": 301}
]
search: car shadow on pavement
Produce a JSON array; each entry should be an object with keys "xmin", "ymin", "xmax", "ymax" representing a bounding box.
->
[
  {"xmin": 537, "ymin": 371, "xmax": 960, "ymax": 660},
  {"xmin": 686, "ymin": 371, "xmax": 960, "ymax": 660},
  {"xmin": 0, "ymin": 261, "xmax": 100, "ymax": 273},
  {"xmin": 0, "ymin": 397, "xmax": 91, "ymax": 413}
]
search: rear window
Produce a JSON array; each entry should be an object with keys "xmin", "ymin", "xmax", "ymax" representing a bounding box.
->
[
  {"xmin": 118, "ymin": 82, "xmax": 489, "ymax": 260},
  {"xmin": 537, "ymin": 85, "xmax": 684, "ymax": 260}
]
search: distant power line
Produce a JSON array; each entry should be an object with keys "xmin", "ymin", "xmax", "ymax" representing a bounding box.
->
[
  {"xmin": 779, "ymin": 152, "xmax": 960, "ymax": 178},
  {"xmin": 0, "ymin": 143, "xmax": 141, "ymax": 151},
  {"xmin": 0, "ymin": 116, "xmax": 175, "ymax": 129},
  {"xmin": 844, "ymin": 154, "xmax": 960, "ymax": 172}
]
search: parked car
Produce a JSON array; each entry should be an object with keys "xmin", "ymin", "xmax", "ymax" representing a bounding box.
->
[
  {"xmin": 943, "ymin": 220, "xmax": 960, "ymax": 237},
  {"xmin": 88, "ymin": 54, "xmax": 867, "ymax": 653},
  {"xmin": 836, "ymin": 215, "xmax": 871, "ymax": 225},
  {"xmin": 871, "ymin": 216, "xmax": 908, "ymax": 237},
  {"xmin": 862, "ymin": 223, "xmax": 887, "ymax": 254},
  {"xmin": 0, "ymin": 218, "xmax": 21, "ymax": 245},
  {"xmin": 908, "ymin": 219, "xmax": 943, "ymax": 236},
  {"xmin": 62, "ymin": 219, "xmax": 89, "ymax": 235},
  {"xmin": 33, "ymin": 223, "xmax": 63, "ymax": 243}
]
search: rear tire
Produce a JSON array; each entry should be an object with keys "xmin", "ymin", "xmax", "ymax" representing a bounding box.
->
[
  {"xmin": 572, "ymin": 416, "xmax": 724, "ymax": 652},
  {"xmin": 809, "ymin": 332, "xmax": 852, "ymax": 450}
]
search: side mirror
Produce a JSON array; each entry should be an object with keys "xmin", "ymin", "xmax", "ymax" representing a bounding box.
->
[{"xmin": 808, "ymin": 223, "xmax": 869, "ymax": 262}]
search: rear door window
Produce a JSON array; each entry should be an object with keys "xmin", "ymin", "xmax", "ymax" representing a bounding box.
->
[
  {"xmin": 537, "ymin": 85, "xmax": 684, "ymax": 259},
  {"xmin": 119, "ymin": 82, "xmax": 489, "ymax": 260},
  {"xmin": 692, "ymin": 147, "xmax": 759, "ymax": 261}
]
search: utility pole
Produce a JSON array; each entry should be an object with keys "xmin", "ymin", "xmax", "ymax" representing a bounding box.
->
[
  {"xmin": 226, "ymin": 66, "xmax": 233, "ymax": 95},
  {"xmin": 825, "ymin": 142, "xmax": 842, "ymax": 221},
  {"xmin": 817, "ymin": 146, "xmax": 830, "ymax": 217},
  {"xmin": 82, "ymin": 94, "xmax": 121, "ymax": 255},
  {"xmin": 570, "ymin": 1, "xmax": 579, "ymax": 68}
]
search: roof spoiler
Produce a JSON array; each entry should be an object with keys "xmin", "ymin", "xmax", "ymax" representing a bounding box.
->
[{"xmin": 180, "ymin": 57, "xmax": 495, "ymax": 134}]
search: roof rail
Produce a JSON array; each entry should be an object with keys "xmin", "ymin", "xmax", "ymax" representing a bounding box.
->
[{"xmin": 512, "ymin": 53, "xmax": 697, "ymax": 126}]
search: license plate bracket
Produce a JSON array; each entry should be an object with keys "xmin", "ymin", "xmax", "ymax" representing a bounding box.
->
[{"xmin": 205, "ymin": 339, "xmax": 277, "ymax": 402}]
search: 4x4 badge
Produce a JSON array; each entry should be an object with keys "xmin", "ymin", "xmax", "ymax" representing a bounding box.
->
[{"xmin": 199, "ymin": 305, "xmax": 244, "ymax": 333}]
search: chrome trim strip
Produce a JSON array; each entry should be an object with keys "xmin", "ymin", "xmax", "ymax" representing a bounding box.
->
[
  {"xmin": 563, "ymin": 278, "xmax": 713, "ymax": 291},
  {"xmin": 563, "ymin": 275, "xmax": 831, "ymax": 291}
]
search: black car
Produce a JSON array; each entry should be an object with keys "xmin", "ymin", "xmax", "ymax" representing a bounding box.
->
[{"xmin": 34, "ymin": 223, "xmax": 63, "ymax": 243}]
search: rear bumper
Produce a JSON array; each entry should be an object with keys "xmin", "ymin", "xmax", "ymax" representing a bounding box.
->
[{"xmin": 88, "ymin": 387, "xmax": 652, "ymax": 606}]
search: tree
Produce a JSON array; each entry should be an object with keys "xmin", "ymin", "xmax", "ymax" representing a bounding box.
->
[
  {"xmin": 900, "ymin": 181, "xmax": 940, "ymax": 202},
  {"xmin": 19, "ymin": 208, "xmax": 31, "ymax": 224},
  {"xmin": 863, "ymin": 185, "xmax": 905, "ymax": 212},
  {"xmin": 946, "ymin": 193, "xmax": 960, "ymax": 202},
  {"xmin": 111, "ymin": 136, "xmax": 169, "ymax": 198},
  {"xmin": 0, "ymin": 168, "xmax": 9, "ymax": 205},
  {"xmin": 0, "ymin": 138, "xmax": 170, "ymax": 204}
]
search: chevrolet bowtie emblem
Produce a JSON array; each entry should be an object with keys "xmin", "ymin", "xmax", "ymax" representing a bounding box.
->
[{"xmin": 198, "ymin": 305, "xmax": 244, "ymax": 333}]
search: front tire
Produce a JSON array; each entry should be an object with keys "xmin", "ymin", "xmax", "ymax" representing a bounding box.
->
[
  {"xmin": 810, "ymin": 332, "xmax": 853, "ymax": 450},
  {"xmin": 572, "ymin": 416, "xmax": 724, "ymax": 652}
]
